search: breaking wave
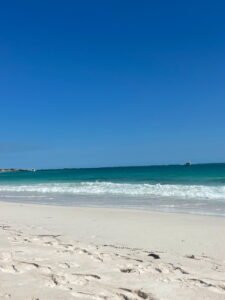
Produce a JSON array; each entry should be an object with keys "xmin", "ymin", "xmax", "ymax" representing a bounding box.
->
[{"xmin": 0, "ymin": 182, "xmax": 225, "ymax": 200}]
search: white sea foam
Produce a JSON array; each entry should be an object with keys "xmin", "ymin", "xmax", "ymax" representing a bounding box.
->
[{"xmin": 0, "ymin": 182, "xmax": 225, "ymax": 200}]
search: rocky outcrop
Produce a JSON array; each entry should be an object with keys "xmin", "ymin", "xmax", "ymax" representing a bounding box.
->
[{"xmin": 0, "ymin": 169, "xmax": 35, "ymax": 173}]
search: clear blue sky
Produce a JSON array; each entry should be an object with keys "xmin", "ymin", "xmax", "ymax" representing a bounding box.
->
[{"xmin": 0, "ymin": 1, "xmax": 225, "ymax": 168}]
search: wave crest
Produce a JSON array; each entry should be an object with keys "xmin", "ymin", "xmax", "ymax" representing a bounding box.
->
[{"xmin": 0, "ymin": 182, "xmax": 225, "ymax": 200}]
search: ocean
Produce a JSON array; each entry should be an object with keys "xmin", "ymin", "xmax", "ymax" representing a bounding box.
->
[{"xmin": 1, "ymin": 163, "xmax": 225, "ymax": 216}]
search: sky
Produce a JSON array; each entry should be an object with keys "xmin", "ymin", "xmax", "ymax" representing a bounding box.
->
[{"xmin": 0, "ymin": 0, "xmax": 225, "ymax": 169}]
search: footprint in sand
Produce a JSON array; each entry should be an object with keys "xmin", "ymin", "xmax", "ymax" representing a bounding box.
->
[
  {"xmin": 0, "ymin": 252, "xmax": 12, "ymax": 262},
  {"xmin": 119, "ymin": 288, "xmax": 157, "ymax": 300},
  {"xmin": 0, "ymin": 293, "xmax": 11, "ymax": 298},
  {"xmin": 0, "ymin": 264, "xmax": 19, "ymax": 273}
]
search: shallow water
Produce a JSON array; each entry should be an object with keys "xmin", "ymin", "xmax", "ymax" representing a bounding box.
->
[{"xmin": 1, "ymin": 164, "xmax": 225, "ymax": 216}]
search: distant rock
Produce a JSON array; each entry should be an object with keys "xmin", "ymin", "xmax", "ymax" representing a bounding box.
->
[{"xmin": 0, "ymin": 168, "xmax": 35, "ymax": 173}]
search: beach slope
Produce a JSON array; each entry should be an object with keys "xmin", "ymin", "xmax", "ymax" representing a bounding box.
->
[{"xmin": 0, "ymin": 201, "xmax": 224, "ymax": 299}]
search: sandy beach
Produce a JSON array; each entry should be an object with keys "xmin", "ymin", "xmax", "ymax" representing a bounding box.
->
[{"xmin": 0, "ymin": 201, "xmax": 224, "ymax": 299}]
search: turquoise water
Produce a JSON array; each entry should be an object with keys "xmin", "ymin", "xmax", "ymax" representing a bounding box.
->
[
  {"xmin": 1, "ymin": 163, "xmax": 225, "ymax": 184},
  {"xmin": 0, "ymin": 163, "xmax": 225, "ymax": 216}
]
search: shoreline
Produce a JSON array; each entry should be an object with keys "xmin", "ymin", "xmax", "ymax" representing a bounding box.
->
[
  {"xmin": 0, "ymin": 200, "xmax": 224, "ymax": 299},
  {"xmin": 1, "ymin": 197, "xmax": 225, "ymax": 219}
]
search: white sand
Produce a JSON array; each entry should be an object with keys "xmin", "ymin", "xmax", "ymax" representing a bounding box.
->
[{"xmin": 0, "ymin": 201, "xmax": 224, "ymax": 299}]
